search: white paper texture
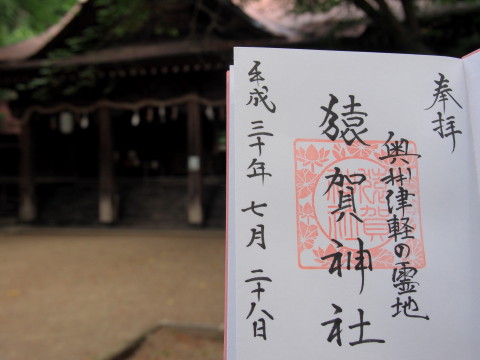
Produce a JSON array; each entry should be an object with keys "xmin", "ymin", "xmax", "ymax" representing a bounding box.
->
[
  {"xmin": 461, "ymin": 48, "xmax": 480, "ymax": 354},
  {"xmin": 463, "ymin": 50, "xmax": 480, "ymax": 196},
  {"xmin": 228, "ymin": 47, "xmax": 480, "ymax": 360},
  {"xmin": 226, "ymin": 67, "xmax": 237, "ymax": 360}
]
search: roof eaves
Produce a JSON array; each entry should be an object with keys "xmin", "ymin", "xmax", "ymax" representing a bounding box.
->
[
  {"xmin": 0, "ymin": 37, "xmax": 289, "ymax": 72},
  {"xmin": 0, "ymin": 0, "xmax": 87, "ymax": 62}
]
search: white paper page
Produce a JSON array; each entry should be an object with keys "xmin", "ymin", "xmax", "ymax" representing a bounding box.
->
[
  {"xmin": 226, "ymin": 67, "xmax": 237, "ymax": 360},
  {"xmin": 462, "ymin": 48, "xmax": 480, "ymax": 346},
  {"xmin": 229, "ymin": 47, "xmax": 479, "ymax": 360},
  {"xmin": 463, "ymin": 50, "xmax": 480, "ymax": 195}
]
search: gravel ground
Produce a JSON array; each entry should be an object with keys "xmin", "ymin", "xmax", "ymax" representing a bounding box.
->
[
  {"xmin": 0, "ymin": 227, "xmax": 225, "ymax": 360},
  {"xmin": 115, "ymin": 324, "xmax": 223, "ymax": 360}
]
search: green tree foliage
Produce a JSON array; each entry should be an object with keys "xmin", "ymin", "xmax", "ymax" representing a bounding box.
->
[{"xmin": 0, "ymin": 0, "xmax": 76, "ymax": 46}]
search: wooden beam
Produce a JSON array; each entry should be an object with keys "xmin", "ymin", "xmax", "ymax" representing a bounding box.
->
[
  {"xmin": 187, "ymin": 98, "xmax": 204, "ymax": 226},
  {"xmin": 18, "ymin": 120, "xmax": 36, "ymax": 222},
  {"xmin": 98, "ymin": 107, "xmax": 117, "ymax": 224}
]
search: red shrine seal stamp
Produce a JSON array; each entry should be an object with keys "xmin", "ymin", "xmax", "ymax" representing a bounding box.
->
[{"xmin": 294, "ymin": 139, "xmax": 425, "ymax": 270}]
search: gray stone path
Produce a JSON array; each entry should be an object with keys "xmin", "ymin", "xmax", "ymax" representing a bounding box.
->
[{"xmin": 0, "ymin": 227, "xmax": 225, "ymax": 360}]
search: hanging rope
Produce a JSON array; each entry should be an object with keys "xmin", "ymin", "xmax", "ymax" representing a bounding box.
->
[{"xmin": 21, "ymin": 94, "xmax": 225, "ymax": 125}]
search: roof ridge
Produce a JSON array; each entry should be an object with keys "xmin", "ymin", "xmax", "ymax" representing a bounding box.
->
[{"xmin": 0, "ymin": 0, "xmax": 86, "ymax": 62}]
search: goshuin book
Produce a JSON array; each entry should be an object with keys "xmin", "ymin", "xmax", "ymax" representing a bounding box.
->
[{"xmin": 226, "ymin": 47, "xmax": 480, "ymax": 360}]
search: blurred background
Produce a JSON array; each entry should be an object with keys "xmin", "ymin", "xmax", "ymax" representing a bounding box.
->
[{"xmin": 0, "ymin": 0, "xmax": 478, "ymax": 359}]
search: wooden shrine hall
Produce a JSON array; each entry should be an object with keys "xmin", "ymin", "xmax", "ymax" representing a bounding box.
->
[
  {"xmin": 0, "ymin": 0, "xmax": 280, "ymax": 226},
  {"xmin": 1, "ymin": 0, "xmax": 479, "ymax": 227}
]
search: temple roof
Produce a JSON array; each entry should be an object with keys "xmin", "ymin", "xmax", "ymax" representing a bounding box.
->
[
  {"xmin": 2, "ymin": 0, "xmax": 479, "ymax": 106},
  {"xmin": 0, "ymin": 0, "xmax": 278, "ymax": 71}
]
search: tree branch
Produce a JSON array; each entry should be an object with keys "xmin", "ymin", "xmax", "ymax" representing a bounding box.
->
[
  {"xmin": 373, "ymin": 0, "xmax": 403, "ymax": 28},
  {"xmin": 349, "ymin": 0, "xmax": 383, "ymax": 24},
  {"xmin": 401, "ymin": 0, "xmax": 419, "ymax": 33},
  {"xmin": 351, "ymin": 0, "xmax": 431, "ymax": 54}
]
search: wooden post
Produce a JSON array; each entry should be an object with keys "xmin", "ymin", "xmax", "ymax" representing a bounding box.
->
[
  {"xmin": 18, "ymin": 119, "xmax": 36, "ymax": 222},
  {"xmin": 187, "ymin": 98, "xmax": 204, "ymax": 225},
  {"xmin": 98, "ymin": 107, "xmax": 117, "ymax": 224}
]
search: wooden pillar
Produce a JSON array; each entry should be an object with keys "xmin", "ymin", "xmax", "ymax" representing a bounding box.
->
[
  {"xmin": 18, "ymin": 119, "xmax": 36, "ymax": 222},
  {"xmin": 187, "ymin": 98, "xmax": 204, "ymax": 225},
  {"xmin": 98, "ymin": 107, "xmax": 117, "ymax": 224}
]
